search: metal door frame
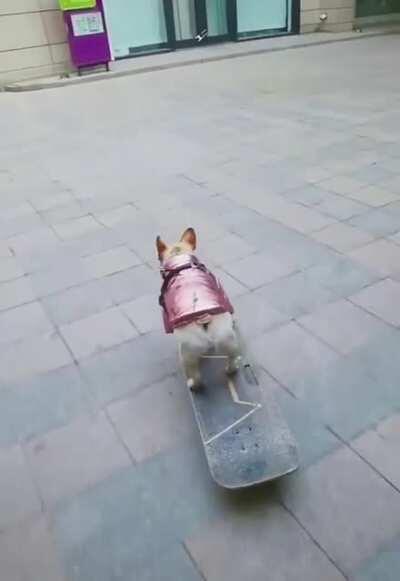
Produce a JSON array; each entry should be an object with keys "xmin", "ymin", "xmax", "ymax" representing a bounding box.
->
[
  {"xmin": 226, "ymin": 0, "xmax": 300, "ymax": 41},
  {"xmin": 165, "ymin": 0, "xmax": 229, "ymax": 48}
]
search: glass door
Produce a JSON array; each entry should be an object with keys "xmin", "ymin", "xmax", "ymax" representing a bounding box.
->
[
  {"xmin": 233, "ymin": 0, "xmax": 290, "ymax": 39},
  {"xmin": 106, "ymin": 0, "xmax": 172, "ymax": 58},
  {"xmin": 206, "ymin": 0, "xmax": 228, "ymax": 38},
  {"xmin": 172, "ymin": 0, "xmax": 228, "ymax": 45}
]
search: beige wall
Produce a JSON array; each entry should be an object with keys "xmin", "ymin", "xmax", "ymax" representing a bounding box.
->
[
  {"xmin": 0, "ymin": 0, "xmax": 357, "ymax": 85},
  {"xmin": 0, "ymin": 0, "xmax": 69, "ymax": 86},
  {"xmin": 301, "ymin": 0, "xmax": 355, "ymax": 32}
]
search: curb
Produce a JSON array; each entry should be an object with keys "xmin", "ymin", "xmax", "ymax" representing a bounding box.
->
[{"xmin": 3, "ymin": 27, "xmax": 399, "ymax": 93}]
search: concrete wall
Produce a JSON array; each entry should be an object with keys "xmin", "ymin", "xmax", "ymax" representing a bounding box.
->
[
  {"xmin": 0, "ymin": 0, "xmax": 357, "ymax": 85},
  {"xmin": 0, "ymin": 0, "xmax": 70, "ymax": 85}
]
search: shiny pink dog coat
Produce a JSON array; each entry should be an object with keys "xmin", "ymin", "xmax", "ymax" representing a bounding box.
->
[{"xmin": 159, "ymin": 254, "xmax": 234, "ymax": 334}]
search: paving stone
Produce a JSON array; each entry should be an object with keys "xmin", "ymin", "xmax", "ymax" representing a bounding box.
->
[
  {"xmin": 348, "ymin": 206, "xmax": 400, "ymax": 237},
  {"xmin": 0, "ymin": 257, "xmax": 24, "ymax": 283},
  {"xmin": 40, "ymin": 201, "xmax": 87, "ymax": 225},
  {"xmin": 53, "ymin": 216, "xmax": 103, "ymax": 241},
  {"xmin": 285, "ymin": 185, "xmax": 368, "ymax": 219},
  {"xmin": 281, "ymin": 446, "xmax": 400, "ymax": 575},
  {"xmin": 348, "ymin": 239, "xmax": 400, "ymax": 277},
  {"xmin": 7, "ymin": 227, "xmax": 61, "ymax": 258},
  {"xmin": 306, "ymin": 254, "xmax": 379, "ymax": 297},
  {"xmin": 0, "ymin": 212, "xmax": 43, "ymax": 240},
  {"xmin": 298, "ymin": 299, "xmax": 389, "ymax": 355},
  {"xmin": 94, "ymin": 204, "xmax": 139, "ymax": 228},
  {"xmin": 199, "ymin": 233, "xmax": 257, "ymax": 267},
  {"xmin": 233, "ymin": 291, "xmax": 289, "ymax": 340},
  {"xmin": 292, "ymin": 328, "xmax": 400, "ymax": 440},
  {"xmin": 80, "ymin": 332, "xmax": 177, "ymax": 405},
  {"xmin": 0, "ymin": 276, "xmax": 35, "ymax": 311},
  {"xmin": 0, "ymin": 240, "xmax": 12, "ymax": 258},
  {"xmin": 105, "ymin": 265, "xmax": 159, "ymax": 305},
  {"xmin": 284, "ymin": 184, "xmax": 334, "ymax": 206},
  {"xmin": 42, "ymin": 278, "xmax": 114, "ymax": 326},
  {"xmin": 54, "ymin": 443, "xmax": 219, "ymax": 581},
  {"xmin": 316, "ymin": 195, "xmax": 369, "ymax": 220},
  {"xmin": 0, "ymin": 444, "xmax": 41, "ymax": 530},
  {"xmin": 250, "ymin": 321, "xmax": 339, "ymax": 394},
  {"xmin": 30, "ymin": 191, "xmax": 74, "ymax": 212},
  {"xmin": 60, "ymin": 307, "xmax": 138, "ymax": 360},
  {"xmin": 311, "ymin": 222, "xmax": 374, "ymax": 252},
  {"xmin": 0, "ymin": 202, "xmax": 36, "ymax": 221},
  {"xmin": 350, "ymin": 278, "xmax": 400, "ymax": 326},
  {"xmin": 0, "ymin": 331, "xmax": 72, "ymax": 384},
  {"xmin": 348, "ymin": 184, "xmax": 400, "ymax": 207},
  {"xmin": 83, "ymin": 246, "xmax": 141, "ymax": 278},
  {"xmin": 120, "ymin": 293, "xmax": 162, "ymax": 334},
  {"xmin": 255, "ymin": 271, "xmax": 338, "ymax": 318},
  {"xmin": 223, "ymin": 251, "xmax": 298, "ymax": 290},
  {"xmin": 26, "ymin": 412, "xmax": 131, "ymax": 507},
  {"xmin": 0, "ymin": 301, "xmax": 53, "ymax": 345},
  {"xmin": 212, "ymin": 266, "xmax": 248, "ymax": 298},
  {"xmin": 250, "ymin": 195, "xmax": 335, "ymax": 234},
  {"xmin": 135, "ymin": 544, "xmax": 203, "ymax": 581},
  {"xmin": 31, "ymin": 260, "xmax": 92, "ymax": 297},
  {"xmin": 319, "ymin": 175, "xmax": 369, "ymax": 196},
  {"xmin": 0, "ymin": 515, "xmax": 66, "ymax": 581},
  {"xmin": 352, "ymin": 413, "xmax": 400, "ymax": 490},
  {"xmin": 259, "ymin": 370, "xmax": 340, "ymax": 468},
  {"xmin": 65, "ymin": 228, "xmax": 124, "ymax": 259},
  {"xmin": 0, "ymin": 365, "xmax": 92, "ymax": 446},
  {"xmin": 108, "ymin": 375, "xmax": 195, "ymax": 462},
  {"xmin": 390, "ymin": 230, "xmax": 400, "ymax": 245},
  {"xmin": 353, "ymin": 534, "xmax": 400, "ymax": 581},
  {"xmin": 186, "ymin": 501, "xmax": 345, "ymax": 581},
  {"xmin": 349, "ymin": 163, "xmax": 396, "ymax": 185}
]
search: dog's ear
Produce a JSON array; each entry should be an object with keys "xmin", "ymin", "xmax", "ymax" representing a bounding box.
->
[
  {"xmin": 156, "ymin": 236, "xmax": 167, "ymax": 261},
  {"xmin": 180, "ymin": 228, "xmax": 197, "ymax": 250}
]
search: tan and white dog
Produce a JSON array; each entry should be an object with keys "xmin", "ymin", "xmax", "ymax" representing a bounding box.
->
[{"xmin": 157, "ymin": 228, "xmax": 241, "ymax": 391}]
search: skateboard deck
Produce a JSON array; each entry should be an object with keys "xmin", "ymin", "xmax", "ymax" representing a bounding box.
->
[{"xmin": 188, "ymin": 355, "xmax": 299, "ymax": 489}]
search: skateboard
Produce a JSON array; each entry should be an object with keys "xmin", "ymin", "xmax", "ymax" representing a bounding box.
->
[{"xmin": 188, "ymin": 335, "xmax": 299, "ymax": 489}]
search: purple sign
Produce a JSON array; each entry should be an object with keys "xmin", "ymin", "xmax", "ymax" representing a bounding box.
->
[{"xmin": 64, "ymin": 0, "xmax": 111, "ymax": 71}]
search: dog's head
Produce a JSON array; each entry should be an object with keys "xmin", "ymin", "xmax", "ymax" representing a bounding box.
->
[{"xmin": 156, "ymin": 228, "xmax": 197, "ymax": 264}]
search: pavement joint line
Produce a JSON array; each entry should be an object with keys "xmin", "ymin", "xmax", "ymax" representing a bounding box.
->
[
  {"xmin": 326, "ymin": 425, "xmax": 400, "ymax": 496},
  {"xmin": 182, "ymin": 541, "xmax": 208, "ymax": 581},
  {"xmin": 104, "ymin": 406, "xmax": 137, "ymax": 467},
  {"xmin": 279, "ymin": 495, "xmax": 350, "ymax": 580}
]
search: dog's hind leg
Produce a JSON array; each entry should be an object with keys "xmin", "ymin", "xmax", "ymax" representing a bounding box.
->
[
  {"xmin": 179, "ymin": 343, "xmax": 202, "ymax": 391},
  {"xmin": 210, "ymin": 313, "xmax": 241, "ymax": 376}
]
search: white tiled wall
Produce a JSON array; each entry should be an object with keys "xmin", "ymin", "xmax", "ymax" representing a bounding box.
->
[{"xmin": 0, "ymin": 0, "xmax": 357, "ymax": 85}]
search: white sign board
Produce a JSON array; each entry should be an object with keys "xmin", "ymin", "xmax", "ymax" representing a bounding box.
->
[{"xmin": 71, "ymin": 12, "xmax": 104, "ymax": 37}]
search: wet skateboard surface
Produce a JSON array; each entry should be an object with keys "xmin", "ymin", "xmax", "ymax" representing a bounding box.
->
[{"xmin": 189, "ymin": 357, "xmax": 299, "ymax": 489}]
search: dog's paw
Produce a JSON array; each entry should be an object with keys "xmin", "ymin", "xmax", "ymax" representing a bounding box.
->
[
  {"xmin": 226, "ymin": 356, "xmax": 241, "ymax": 376},
  {"xmin": 187, "ymin": 377, "xmax": 203, "ymax": 392}
]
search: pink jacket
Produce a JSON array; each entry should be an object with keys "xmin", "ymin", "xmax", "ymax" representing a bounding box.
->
[{"xmin": 159, "ymin": 254, "xmax": 234, "ymax": 334}]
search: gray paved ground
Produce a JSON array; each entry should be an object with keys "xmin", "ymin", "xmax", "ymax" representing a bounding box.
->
[{"xmin": 1, "ymin": 33, "xmax": 400, "ymax": 581}]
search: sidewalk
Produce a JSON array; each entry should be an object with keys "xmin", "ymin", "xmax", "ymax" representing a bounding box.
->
[{"xmin": 0, "ymin": 32, "xmax": 400, "ymax": 581}]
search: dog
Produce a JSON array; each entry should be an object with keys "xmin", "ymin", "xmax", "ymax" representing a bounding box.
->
[{"xmin": 157, "ymin": 228, "xmax": 241, "ymax": 391}]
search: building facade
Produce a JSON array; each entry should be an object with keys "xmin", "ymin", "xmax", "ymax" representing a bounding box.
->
[{"xmin": 0, "ymin": 0, "xmax": 397, "ymax": 85}]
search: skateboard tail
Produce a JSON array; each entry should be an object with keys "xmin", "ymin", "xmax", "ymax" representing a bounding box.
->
[{"xmin": 189, "ymin": 356, "xmax": 300, "ymax": 490}]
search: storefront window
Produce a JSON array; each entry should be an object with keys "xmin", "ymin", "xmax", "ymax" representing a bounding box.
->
[
  {"xmin": 106, "ymin": 0, "xmax": 169, "ymax": 58},
  {"xmin": 357, "ymin": 0, "xmax": 400, "ymax": 17},
  {"xmin": 236, "ymin": 0, "xmax": 289, "ymax": 38}
]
